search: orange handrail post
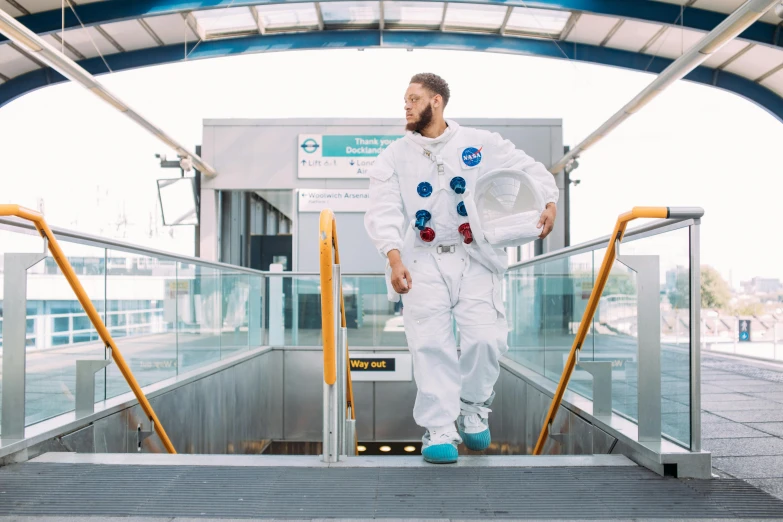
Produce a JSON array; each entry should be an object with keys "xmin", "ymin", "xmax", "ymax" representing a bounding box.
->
[
  {"xmin": 533, "ymin": 206, "xmax": 700, "ymax": 455},
  {"xmin": 0, "ymin": 205, "xmax": 176, "ymax": 454},
  {"xmin": 319, "ymin": 209, "xmax": 357, "ymax": 452}
]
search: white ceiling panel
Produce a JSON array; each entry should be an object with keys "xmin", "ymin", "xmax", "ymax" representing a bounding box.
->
[
  {"xmin": 0, "ymin": 43, "xmax": 39, "ymax": 78},
  {"xmin": 646, "ymin": 26, "xmax": 706, "ymax": 59},
  {"xmin": 703, "ymin": 39, "xmax": 749, "ymax": 68},
  {"xmin": 192, "ymin": 6, "xmax": 257, "ymax": 37},
  {"xmin": 41, "ymin": 34, "xmax": 82, "ymax": 60},
  {"xmin": 565, "ymin": 13, "xmax": 620, "ymax": 46},
  {"xmin": 321, "ymin": 1, "xmax": 381, "ymax": 26},
  {"xmin": 692, "ymin": 0, "xmax": 744, "ymax": 14},
  {"xmin": 652, "ymin": 0, "xmax": 690, "ymax": 5},
  {"xmin": 255, "ymin": 3, "xmax": 320, "ymax": 31},
  {"xmin": 100, "ymin": 19, "xmax": 158, "ymax": 52},
  {"xmin": 724, "ymin": 44, "xmax": 783, "ymax": 79},
  {"xmin": 61, "ymin": 26, "xmax": 119, "ymax": 58},
  {"xmin": 503, "ymin": 7, "xmax": 571, "ymax": 37},
  {"xmin": 444, "ymin": 3, "xmax": 507, "ymax": 32},
  {"xmin": 695, "ymin": 0, "xmax": 782, "ymax": 25},
  {"xmin": 143, "ymin": 14, "xmax": 198, "ymax": 45},
  {"xmin": 760, "ymin": 66, "xmax": 783, "ymax": 97},
  {"xmin": 0, "ymin": 0, "xmax": 25, "ymax": 17},
  {"xmin": 606, "ymin": 20, "xmax": 662, "ymax": 52},
  {"xmin": 16, "ymin": 0, "xmax": 107, "ymax": 13},
  {"xmin": 384, "ymin": 1, "xmax": 445, "ymax": 29}
]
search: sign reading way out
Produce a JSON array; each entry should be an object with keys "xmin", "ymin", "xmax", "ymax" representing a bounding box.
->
[{"xmin": 349, "ymin": 354, "xmax": 412, "ymax": 382}]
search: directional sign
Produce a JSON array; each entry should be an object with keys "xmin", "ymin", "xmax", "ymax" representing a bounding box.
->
[
  {"xmin": 297, "ymin": 134, "xmax": 402, "ymax": 178},
  {"xmin": 738, "ymin": 319, "xmax": 751, "ymax": 342}
]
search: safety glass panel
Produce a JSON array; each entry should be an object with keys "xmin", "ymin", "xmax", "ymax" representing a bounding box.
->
[
  {"xmin": 321, "ymin": 1, "xmax": 380, "ymax": 26},
  {"xmin": 384, "ymin": 1, "xmax": 445, "ymax": 29},
  {"xmin": 443, "ymin": 3, "xmax": 507, "ymax": 32},
  {"xmin": 255, "ymin": 3, "xmax": 320, "ymax": 31},
  {"xmin": 504, "ymin": 7, "xmax": 571, "ymax": 37},
  {"xmin": 192, "ymin": 6, "xmax": 257, "ymax": 38}
]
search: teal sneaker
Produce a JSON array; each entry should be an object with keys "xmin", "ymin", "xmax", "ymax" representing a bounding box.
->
[
  {"xmin": 421, "ymin": 425, "xmax": 461, "ymax": 464},
  {"xmin": 457, "ymin": 413, "xmax": 491, "ymax": 451}
]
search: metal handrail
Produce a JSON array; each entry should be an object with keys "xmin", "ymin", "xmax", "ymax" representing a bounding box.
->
[
  {"xmin": 0, "ymin": 216, "xmax": 265, "ymax": 276},
  {"xmin": 0, "ymin": 205, "xmax": 176, "ymax": 454},
  {"xmin": 509, "ymin": 214, "xmax": 701, "ymax": 271},
  {"xmin": 533, "ymin": 206, "xmax": 703, "ymax": 455},
  {"xmin": 319, "ymin": 209, "xmax": 356, "ymax": 458}
]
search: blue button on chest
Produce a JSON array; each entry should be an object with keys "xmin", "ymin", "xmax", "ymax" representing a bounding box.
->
[
  {"xmin": 417, "ymin": 182, "xmax": 433, "ymax": 197},
  {"xmin": 450, "ymin": 177, "xmax": 466, "ymax": 194}
]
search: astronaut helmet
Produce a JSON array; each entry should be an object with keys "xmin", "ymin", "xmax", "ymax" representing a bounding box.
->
[{"xmin": 471, "ymin": 168, "xmax": 546, "ymax": 249}]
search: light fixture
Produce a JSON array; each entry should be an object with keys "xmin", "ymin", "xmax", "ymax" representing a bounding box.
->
[
  {"xmin": 776, "ymin": 1, "xmax": 783, "ymax": 18},
  {"xmin": 379, "ymin": 445, "xmax": 391, "ymax": 452},
  {"xmin": 404, "ymin": 446, "xmax": 416, "ymax": 453},
  {"xmin": 0, "ymin": 17, "xmax": 42, "ymax": 52},
  {"xmin": 700, "ymin": 10, "xmax": 761, "ymax": 54},
  {"xmin": 0, "ymin": 9, "xmax": 218, "ymax": 179},
  {"xmin": 357, "ymin": 445, "xmax": 367, "ymax": 452}
]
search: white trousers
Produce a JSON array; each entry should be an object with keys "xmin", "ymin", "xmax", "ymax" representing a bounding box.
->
[{"xmin": 401, "ymin": 243, "xmax": 509, "ymax": 429}]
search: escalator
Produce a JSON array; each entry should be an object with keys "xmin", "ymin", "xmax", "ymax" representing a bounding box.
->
[{"xmin": 1, "ymin": 205, "xmax": 783, "ymax": 519}]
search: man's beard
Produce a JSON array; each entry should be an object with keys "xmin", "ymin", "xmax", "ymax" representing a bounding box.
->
[{"xmin": 406, "ymin": 104, "xmax": 433, "ymax": 133}]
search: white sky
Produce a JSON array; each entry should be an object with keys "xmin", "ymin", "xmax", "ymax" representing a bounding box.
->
[{"xmin": 1, "ymin": 47, "xmax": 781, "ymax": 286}]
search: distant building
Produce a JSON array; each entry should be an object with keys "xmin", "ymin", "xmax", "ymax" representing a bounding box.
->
[{"xmin": 741, "ymin": 277, "xmax": 783, "ymax": 295}]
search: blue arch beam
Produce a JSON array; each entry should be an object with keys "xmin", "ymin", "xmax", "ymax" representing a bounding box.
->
[
  {"xmin": 1, "ymin": 0, "xmax": 782, "ymax": 49},
  {"xmin": 0, "ymin": 30, "xmax": 780, "ymax": 123}
]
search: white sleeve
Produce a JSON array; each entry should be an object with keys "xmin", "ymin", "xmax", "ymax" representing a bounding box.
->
[
  {"xmin": 485, "ymin": 131, "xmax": 560, "ymax": 205},
  {"xmin": 364, "ymin": 148, "xmax": 406, "ymax": 257}
]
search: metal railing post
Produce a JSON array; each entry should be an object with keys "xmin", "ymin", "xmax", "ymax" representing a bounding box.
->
[
  {"xmin": 322, "ymin": 263, "xmax": 341, "ymax": 463},
  {"xmin": 689, "ymin": 222, "xmax": 702, "ymax": 452},
  {"xmin": 337, "ymin": 325, "xmax": 347, "ymax": 459},
  {"xmin": 1, "ymin": 250, "xmax": 47, "ymax": 440}
]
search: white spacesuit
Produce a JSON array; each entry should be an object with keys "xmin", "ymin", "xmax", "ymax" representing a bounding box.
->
[{"xmin": 364, "ymin": 119, "xmax": 559, "ymax": 462}]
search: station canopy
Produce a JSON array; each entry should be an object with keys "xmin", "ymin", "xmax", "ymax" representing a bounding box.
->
[{"xmin": 0, "ymin": 1, "xmax": 781, "ymax": 120}]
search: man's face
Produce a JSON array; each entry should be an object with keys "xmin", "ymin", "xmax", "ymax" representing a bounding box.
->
[{"xmin": 404, "ymin": 83, "xmax": 435, "ymax": 133}]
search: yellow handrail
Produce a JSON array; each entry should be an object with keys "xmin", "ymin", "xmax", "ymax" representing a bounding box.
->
[
  {"xmin": 533, "ymin": 206, "xmax": 675, "ymax": 455},
  {"xmin": 318, "ymin": 209, "xmax": 357, "ymax": 444},
  {"xmin": 0, "ymin": 204, "xmax": 176, "ymax": 454}
]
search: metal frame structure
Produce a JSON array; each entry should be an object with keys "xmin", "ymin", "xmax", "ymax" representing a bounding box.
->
[
  {"xmin": 2, "ymin": 0, "xmax": 782, "ymax": 49},
  {"xmin": 0, "ymin": 1, "xmax": 782, "ymax": 121}
]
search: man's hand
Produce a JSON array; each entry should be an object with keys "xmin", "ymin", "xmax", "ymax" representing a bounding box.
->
[
  {"xmin": 538, "ymin": 203, "xmax": 557, "ymax": 239},
  {"xmin": 387, "ymin": 249, "xmax": 412, "ymax": 294}
]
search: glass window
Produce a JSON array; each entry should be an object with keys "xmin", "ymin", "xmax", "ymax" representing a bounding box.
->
[
  {"xmin": 321, "ymin": 1, "xmax": 380, "ymax": 27},
  {"xmin": 255, "ymin": 3, "xmax": 320, "ymax": 32},
  {"xmin": 444, "ymin": 3, "xmax": 507, "ymax": 32},
  {"xmin": 384, "ymin": 1, "xmax": 445, "ymax": 29},
  {"xmin": 192, "ymin": 6, "xmax": 257, "ymax": 38},
  {"xmin": 504, "ymin": 7, "xmax": 571, "ymax": 37}
]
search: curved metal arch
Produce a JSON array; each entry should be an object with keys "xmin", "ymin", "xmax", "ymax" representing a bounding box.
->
[
  {"xmin": 1, "ymin": 0, "xmax": 782, "ymax": 49},
  {"xmin": 1, "ymin": 30, "xmax": 781, "ymax": 123}
]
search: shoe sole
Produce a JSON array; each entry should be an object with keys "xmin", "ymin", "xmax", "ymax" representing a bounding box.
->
[
  {"xmin": 422, "ymin": 444, "xmax": 458, "ymax": 464},
  {"xmin": 460, "ymin": 429, "xmax": 491, "ymax": 451}
]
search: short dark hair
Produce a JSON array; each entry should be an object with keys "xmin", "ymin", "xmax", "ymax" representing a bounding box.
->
[{"xmin": 410, "ymin": 73, "xmax": 450, "ymax": 106}]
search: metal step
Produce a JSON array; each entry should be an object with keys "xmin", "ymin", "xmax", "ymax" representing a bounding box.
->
[{"xmin": 1, "ymin": 455, "xmax": 781, "ymax": 519}]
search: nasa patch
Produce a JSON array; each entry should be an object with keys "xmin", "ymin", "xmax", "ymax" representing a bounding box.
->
[{"xmin": 461, "ymin": 146, "xmax": 482, "ymax": 169}]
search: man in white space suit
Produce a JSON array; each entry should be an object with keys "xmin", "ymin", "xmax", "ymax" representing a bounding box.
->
[{"xmin": 364, "ymin": 73, "xmax": 559, "ymax": 463}]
